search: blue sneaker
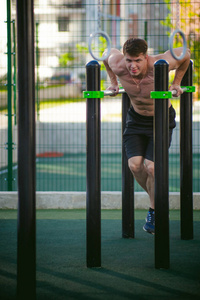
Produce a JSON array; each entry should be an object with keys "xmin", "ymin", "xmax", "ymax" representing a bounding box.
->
[{"xmin": 143, "ymin": 208, "xmax": 155, "ymax": 234}]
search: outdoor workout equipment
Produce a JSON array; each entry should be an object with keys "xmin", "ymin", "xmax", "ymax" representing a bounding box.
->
[
  {"xmin": 122, "ymin": 92, "xmax": 135, "ymax": 239},
  {"xmin": 16, "ymin": 0, "xmax": 36, "ymax": 299},
  {"xmin": 180, "ymin": 60, "xmax": 193, "ymax": 240},
  {"xmin": 85, "ymin": 59, "xmax": 193, "ymax": 269},
  {"xmin": 153, "ymin": 59, "xmax": 193, "ymax": 268},
  {"xmin": 86, "ymin": 60, "xmax": 101, "ymax": 267},
  {"xmin": 83, "ymin": 88, "xmax": 125, "ymax": 98},
  {"xmin": 85, "ymin": 60, "xmax": 134, "ymax": 268},
  {"xmin": 169, "ymin": 0, "xmax": 187, "ymax": 60},
  {"xmin": 88, "ymin": 0, "xmax": 111, "ymax": 61},
  {"xmin": 83, "ymin": 86, "xmax": 195, "ymax": 99},
  {"xmin": 154, "ymin": 60, "xmax": 170, "ymax": 268}
]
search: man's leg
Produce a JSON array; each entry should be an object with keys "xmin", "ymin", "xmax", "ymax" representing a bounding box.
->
[
  {"xmin": 128, "ymin": 156, "xmax": 154, "ymax": 208},
  {"xmin": 128, "ymin": 156, "xmax": 155, "ymax": 234},
  {"xmin": 144, "ymin": 159, "xmax": 154, "ymax": 209}
]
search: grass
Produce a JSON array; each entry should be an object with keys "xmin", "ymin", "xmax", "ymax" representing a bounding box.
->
[{"xmin": 39, "ymin": 97, "xmax": 84, "ymax": 109}]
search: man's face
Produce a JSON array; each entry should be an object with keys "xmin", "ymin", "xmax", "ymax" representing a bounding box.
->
[{"xmin": 124, "ymin": 52, "xmax": 148, "ymax": 77}]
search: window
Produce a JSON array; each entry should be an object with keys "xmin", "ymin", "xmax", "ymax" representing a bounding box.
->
[
  {"xmin": 49, "ymin": 0, "xmax": 82, "ymax": 8},
  {"xmin": 58, "ymin": 16, "xmax": 70, "ymax": 32}
]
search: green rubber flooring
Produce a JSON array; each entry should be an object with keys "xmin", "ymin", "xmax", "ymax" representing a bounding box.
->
[{"xmin": 0, "ymin": 209, "xmax": 200, "ymax": 299}]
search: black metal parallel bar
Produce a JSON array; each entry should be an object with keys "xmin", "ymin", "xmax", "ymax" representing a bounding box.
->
[
  {"xmin": 86, "ymin": 60, "xmax": 101, "ymax": 268},
  {"xmin": 16, "ymin": 0, "xmax": 36, "ymax": 299},
  {"xmin": 104, "ymin": 88, "xmax": 125, "ymax": 96},
  {"xmin": 154, "ymin": 60, "xmax": 170, "ymax": 269},
  {"xmin": 122, "ymin": 93, "xmax": 134, "ymax": 238},
  {"xmin": 180, "ymin": 60, "xmax": 193, "ymax": 240}
]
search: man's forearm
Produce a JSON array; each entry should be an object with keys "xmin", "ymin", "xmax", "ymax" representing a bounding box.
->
[
  {"xmin": 172, "ymin": 50, "xmax": 191, "ymax": 85},
  {"xmin": 103, "ymin": 60, "xmax": 118, "ymax": 86}
]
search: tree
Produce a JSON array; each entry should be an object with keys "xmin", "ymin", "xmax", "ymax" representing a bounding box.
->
[{"xmin": 161, "ymin": 0, "xmax": 200, "ymax": 99}]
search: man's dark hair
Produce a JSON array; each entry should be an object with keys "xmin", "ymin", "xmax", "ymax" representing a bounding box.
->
[{"xmin": 123, "ymin": 38, "xmax": 148, "ymax": 56}]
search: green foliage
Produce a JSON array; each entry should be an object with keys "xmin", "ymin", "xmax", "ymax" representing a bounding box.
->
[
  {"xmin": 101, "ymin": 79, "xmax": 106, "ymax": 91},
  {"xmin": 76, "ymin": 44, "xmax": 88, "ymax": 54},
  {"xmin": 59, "ymin": 52, "xmax": 75, "ymax": 67},
  {"xmin": 161, "ymin": 0, "xmax": 200, "ymax": 96}
]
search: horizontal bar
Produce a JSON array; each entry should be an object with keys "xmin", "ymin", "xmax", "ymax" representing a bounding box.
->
[
  {"xmin": 83, "ymin": 88, "xmax": 125, "ymax": 99},
  {"xmin": 104, "ymin": 88, "xmax": 126, "ymax": 96},
  {"xmin": 172, "ymin": 86, "xmax": 195, "ymax": 95}
]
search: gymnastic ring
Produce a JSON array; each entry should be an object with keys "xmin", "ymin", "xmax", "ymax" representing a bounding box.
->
[
  {"xmin": 88, "ymin": 30, "xmax": 111, "ymax": 61},
  {"xmin": 169, "ymin": 29, "xmax": 187, "ymax": 60}
]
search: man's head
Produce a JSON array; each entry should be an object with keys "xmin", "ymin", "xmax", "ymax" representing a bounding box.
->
[
  {"xmin": 123, "ymin": 39, "xmax": 148, "ymax": 78},
  {"xmin": 123, "ymin": 38, "xmax": 148, "ymax": 56}
]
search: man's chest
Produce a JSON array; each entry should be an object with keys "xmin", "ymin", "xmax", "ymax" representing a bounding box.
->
[{"xmin": 118, "ymin": 75, "xmax": 154, "ymax": 100}]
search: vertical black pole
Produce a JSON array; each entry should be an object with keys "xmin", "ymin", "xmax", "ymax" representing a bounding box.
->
[
  {"xmin": 180, "ymin": 61, "xmax": 193, "ymax": 240},
  {"xmin": 122, "ymin": 93, "xmax": 134, "ymax": 238},
  {"xmin": 154, "ymin": 60, "xmax": 170, "ymax": 269},
  {"xmin": 16, "ymin": 0, "xmax": 36, "ymax": 299},
  {"xmin": 86, "ymin": 60, "xmax": 101, "ymax": 268}
]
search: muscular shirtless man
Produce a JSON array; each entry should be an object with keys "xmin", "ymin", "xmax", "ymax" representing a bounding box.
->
[{"xmin": 103, "ymin": 38, "xmax": 191, "ymax": 234}]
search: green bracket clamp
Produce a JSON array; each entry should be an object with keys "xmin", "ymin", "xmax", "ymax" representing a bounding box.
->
[
  {"xmin": 151, "ymin": 86, "xmax": 195, "ymax": 99},
  {"xmin": 150, "ymin": 91, "xmax": 172, "ymax": 99},
  {"xmin": 83, "ymin": 91, "xmax": 104, "ymax": 98},
  {"xmin": 181, "ymin": 86, "xmax": 196, "ymax": 92}
]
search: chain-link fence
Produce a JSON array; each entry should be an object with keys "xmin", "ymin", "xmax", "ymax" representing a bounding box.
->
[{"xmin": 0, "ymin": 0, "xmax": 199, "ymax": 192}]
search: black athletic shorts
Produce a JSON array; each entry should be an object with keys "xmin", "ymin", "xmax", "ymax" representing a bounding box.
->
[{"xmin": 123, "ymin": 105, "xmax": 176, "ymax": 162}]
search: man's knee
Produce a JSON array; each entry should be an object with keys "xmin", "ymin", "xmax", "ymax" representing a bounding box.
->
[{"xmin": 128, "ymin": 157, "xmax": 144, "ymax": 174}]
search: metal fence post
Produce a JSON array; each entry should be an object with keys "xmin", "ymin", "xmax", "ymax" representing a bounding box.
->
[
  {"xmin": 12, "ymin": 19, "xmax": 17, "ymax": 126},
  {"xmin": 154, "ymin": 59, "xmax": 170, "ymax": 269},
  {"xmin": 86, "ymin": 60, "xmax": 101, "ymax": 268},
  {"xmin": 180, "ymin": 60, "xmax": 193, "ymax": 240},
  {"xmin": 35, "ymin": 21, "xmax": 40, "ymax": 121}
]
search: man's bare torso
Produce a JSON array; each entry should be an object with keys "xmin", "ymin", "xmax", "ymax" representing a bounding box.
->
[
  {"xmin": 108, "ymin": 52, "xmax": 171, "ymax": 116},
  {"xmin": 117, "ymin": 66, "xmax": 154, "ymax": 116}
]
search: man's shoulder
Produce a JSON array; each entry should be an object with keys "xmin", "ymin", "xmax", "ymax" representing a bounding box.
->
[
  {"xmin": 147, "ymin": 55, "xmax": 158, "ymax": 67},
  {"xmin": 148, "ymin": 52, "xmax": 171, "ymax": 65},
  {"xmin": 108, "ymin": 49, "xmax": 126, "ymax": 75},
  {"xmin": 108, "ymin": 48, "xmax": 124, "ymax": 64},
  {"xmin": 110, "ymin": 48, "xmax": 123, "ymax": 56}
]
